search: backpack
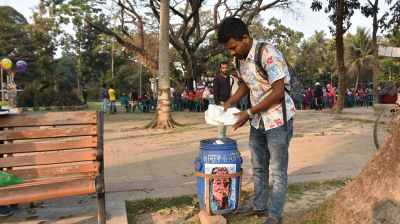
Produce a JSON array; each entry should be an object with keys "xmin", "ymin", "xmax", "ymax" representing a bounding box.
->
[{"xmin": 234, "ymin": 42, "xmax": 295, "ymax": 130}]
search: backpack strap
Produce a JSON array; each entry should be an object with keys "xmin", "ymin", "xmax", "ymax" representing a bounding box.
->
[
  {"xmin": 255, "ymin": 42, "xmax": 291, "ymax": 95},
  {"xmin": 255, "ymin": 42, "xmax": 268, "ymax": 80}
]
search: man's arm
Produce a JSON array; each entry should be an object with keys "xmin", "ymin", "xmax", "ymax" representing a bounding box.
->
[
  {"xmin": 224, "ymin": 82, "xmax": 250, "ymax": 110},
  {"xmin": 248, "ymin": 78, "xmax": 284, "ymax": 114},
  {"xmin": 232, "ymin": 78, "xmax": 284, "ymax": 130}
]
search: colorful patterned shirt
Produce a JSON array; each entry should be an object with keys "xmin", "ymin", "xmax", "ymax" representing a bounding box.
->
[{"xmin": 236, "ymin": 40, "xmax": 296, "ymax": 130}]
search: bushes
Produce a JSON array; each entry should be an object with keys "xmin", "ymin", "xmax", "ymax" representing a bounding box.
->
[
  {"xmin": 50, "ymin": 91, "xmax": 82, "ymax": 106},
  {"xmin": 17, "ymin": 85, "xmax": 83, "ymax": 107},
  {"xmin": 16, "ymin": 85, "xmax": 36, "ymax": 107}
]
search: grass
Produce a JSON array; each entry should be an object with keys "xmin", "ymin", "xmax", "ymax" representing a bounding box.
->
[
  {"xmin": 284, "ymin": 200, "xmax": 335, "ymax": 224},
  {"xmin": 126, "ymin": 196, "xmax": 196, "ymax": 224},
  {"xmin": 125, "ymin": 178, "xmax": 352, "ymax": 224}
]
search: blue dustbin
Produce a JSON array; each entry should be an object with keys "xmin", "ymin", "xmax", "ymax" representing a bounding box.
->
[{"xmin": 194, "ymin": 138, "xmax": 243, "ymax": 215}]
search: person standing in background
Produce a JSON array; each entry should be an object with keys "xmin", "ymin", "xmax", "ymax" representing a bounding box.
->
[
  {"xmin": 108, "ymin": 84, "xmax": 116, "ymax": 114},
  {"xmin": 100, "ymin": 84, "xmax": 109, "ymax": 113},
  {"xmin": 202, "ymin": 86, "xmax": 211, "ymax": 111},
  {"xmin": 213, "ymin": 61, "xmax": 232, "ymax": 138},
  {"xmin": 231, "ymin": 68, "xmax": 241, "ymax": 109},
  {"xmin": 313, "ymin": 82, "xmax": 323, "ymax": 111},
  {"xmin": 82, "ymin": 87, "xmax": 88, "ymax": 105}
]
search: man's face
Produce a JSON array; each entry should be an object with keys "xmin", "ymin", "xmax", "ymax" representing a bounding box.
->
[
  {"xmin": 220, "ymin": 64, "xmax": 229, "ymax": 75},
  {"xmin": 231, "ymin": 70, "xmax": 238, "ymax": 78},
  {"xmin": 222, "ymin": 35, "xmax": 251, "ymax": 60}
]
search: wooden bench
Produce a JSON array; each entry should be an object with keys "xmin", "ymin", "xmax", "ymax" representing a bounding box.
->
[{"xmin": 0, "ymin": 111, "xmax": 105, "ymax": 223}]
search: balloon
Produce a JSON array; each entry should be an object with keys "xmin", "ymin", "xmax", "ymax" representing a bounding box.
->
[
  {"xmin": 1, "ymin": 58, "xmax": 12, "ymax": 70},
  {"xmin": 16, "ymin": 60, "xmax": 27, "ymax": 72}
]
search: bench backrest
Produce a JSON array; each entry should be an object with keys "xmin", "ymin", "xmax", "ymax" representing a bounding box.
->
[{"xmin": 0, "ymin": 111, "xmax": 104, "ymax": 182}]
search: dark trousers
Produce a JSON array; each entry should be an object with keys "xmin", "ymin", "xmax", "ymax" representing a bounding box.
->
[{"xmin": 315, "ymin": 97, "xmax": 322, "ymax": 110}]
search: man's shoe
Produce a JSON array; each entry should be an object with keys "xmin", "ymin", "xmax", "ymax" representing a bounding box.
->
[
  {"xmin": 263, "ymin": 216, "xmax": 283, "ymax": 224},
  {"xmin": 0, "ymin": 206, "xmax": 13, "ymax": 217},
  {"xmin": 238, "ymin": 207, "xmax": 269, "ymax": 217}
]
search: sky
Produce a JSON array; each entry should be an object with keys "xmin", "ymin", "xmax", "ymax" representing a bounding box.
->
[{"xmin": 0, "ymin": 0, "xmax": 391, "ymax": 39}]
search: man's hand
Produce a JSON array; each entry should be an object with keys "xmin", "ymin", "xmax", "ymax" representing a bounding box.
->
[
  {"xmin": 223, "ymin": 100, "xmax": 233, "ymax": 112},
  {"xmin": 232, "ymin": 111, "xmax": 249, "ymax": 130}
]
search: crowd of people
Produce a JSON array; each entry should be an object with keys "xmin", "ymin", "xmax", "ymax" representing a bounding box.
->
[
  {"xmin": 99, "ymin": 84, "xmax": 156, "ymax": 114},
  {"xmin": 291, "ymin": 80, "xmax": 400, "ymax": 111},
  {"xmin": 95, "ymin": 79, "xmax": 400, "ymax": 115}
]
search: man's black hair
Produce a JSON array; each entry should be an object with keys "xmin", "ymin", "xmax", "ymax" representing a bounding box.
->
[
  {"xmin": 102, "ymin": 84, "xmax": 107, "ymax": 88},
  {"xmin": 217, "ymin": 17, "xmax": 249, "ymax": 44},
  {"xmin": 220, "ymin": 61, "xmax": 229, "ymax": 67},
  {"xmin": 109, "ymin": 84, "xmax": 114, "ymax": 88}
]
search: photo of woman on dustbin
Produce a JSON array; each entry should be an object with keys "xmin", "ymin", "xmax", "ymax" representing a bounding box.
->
[{"xmin": 209, "ymin": 166, "xmax": 236, "ymax": 210}]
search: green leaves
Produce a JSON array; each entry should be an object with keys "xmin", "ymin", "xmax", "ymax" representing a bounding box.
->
[{"xmin": 311, "ymin": 0, "xmax": 361, "ymax": 35}]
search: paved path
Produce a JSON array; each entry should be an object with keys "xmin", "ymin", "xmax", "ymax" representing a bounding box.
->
[{"xmin": 2, "ymin": 108, "xmax": 378, "ymax": 224}]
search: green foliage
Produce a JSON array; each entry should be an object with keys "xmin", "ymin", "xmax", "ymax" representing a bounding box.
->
[
  {"xmin": 0, "ymin": 6, "xmax": 29, "ymax": 56},
  {"xmin": 17, "ymin": 84, "xmax": 82, "ymax": 107},
  {"xmin": 28, "ymin": 2, "xmax": 60, "ymax": 74},
  {"xmin": 385, "ymin": 27, "xmax": 400, "ymax": 47},
  {"xmin": 345, "ymin": 27, "xmax": 373, "ymax": 88},
  {"xmin": 379, "ymin": 60, "xmax": 400, "ymax": 85},
  {"xmin": 249, "ymin": 17, "xmax": 304, "ymax": 61},
  {"xmin": 0, "ymin": 101, "xmax": 9, "ymax": 107},
  {"xmin": 295, "ymin": 32, "xmax": 337, "ymax": 87},
  {"xmin": 379, "ymin": 0, "xmax": 400, "ymax": 33},
  {"xmin": 0, "ymin": 6, "xmax": 37, "ymax": 85},
  {"xmin": 50, "ymin": 90, "xmax": 82, "ymax": 106},
  {"xmin": 311, "ymin": 0, "xmax": 361, "ymax": 35},
  {"xmin": 16, "ymin": 85, "xmax": 36, "ymax": 107},
  {"xmin": 73, "ymin": 14, "xmax": 112, "ymax": 85}
]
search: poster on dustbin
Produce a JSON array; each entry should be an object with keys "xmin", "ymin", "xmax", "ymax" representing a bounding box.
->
[{"xmin": 204, "ymin": 164, "xmax": 237, "ymax": 211}]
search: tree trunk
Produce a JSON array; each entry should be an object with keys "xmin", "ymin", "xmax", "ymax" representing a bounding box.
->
[
  {"xmin": 372, "ymin": 0, "xmax": 379, "ymax": 104},
  {"xmin": 323, "ymin": 116, "xmax": 400, "ymax": 223},
  {"xmin": 144, "ymin": 0, "xmax": 181, "ymax": 129},
  {"xmin": 182, "ymin": 53, "xmax": 196, "ymax": 81},
  {"xmin": 355, "ymin": 68, "xmax": 360, "ymax": 91},
  {"xmin": 334, "ymin": 0, "xmax": 346, "ymax": 113}
]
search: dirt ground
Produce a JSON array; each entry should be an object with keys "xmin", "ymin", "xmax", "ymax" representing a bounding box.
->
[
  {"xmin": 103, "ymin": 107, "xmax": 375, "ymax": 150},
  {"xmin": 1, "ymin": 106, "xmax": 379, "ymax": 224},
  {"xmin": 102, "ymin": 107, "xmax": 377, "ymax": 224}
]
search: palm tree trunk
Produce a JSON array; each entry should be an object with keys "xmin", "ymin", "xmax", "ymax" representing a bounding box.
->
[
  {"xmin": 355, "ymin": 68, "xmax": 360, "ymax": 91},
  {"xmin": 334, "ymin": 0, "xmax": 346, "ymax": 113}
]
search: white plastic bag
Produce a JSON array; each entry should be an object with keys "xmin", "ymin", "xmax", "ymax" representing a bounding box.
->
[{"xmin": 204, "ymin": 104, "xmax": 241, "ymax": 126}]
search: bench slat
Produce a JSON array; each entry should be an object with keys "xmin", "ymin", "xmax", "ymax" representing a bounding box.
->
[
  {"xmin": 7, "ymin": 163, "xmax": 99, "ymax": 179},
  {"xmin": 0, "ymin": 111, "xmax": 97, "ymax": 128},
  {"xmin": 0, "ymin": 137, "xmax": 97, "ymax": 154},
  {"xmin": 0, "ymin": 178, "xmax": 96, "ymax": 206},
  {"xmin": 0, "ymin": 150, "xmax": 97, "ymax": 168},
  {"xmin": 0, "ymin": 126, "xmax": 97, "ymax": 141}
]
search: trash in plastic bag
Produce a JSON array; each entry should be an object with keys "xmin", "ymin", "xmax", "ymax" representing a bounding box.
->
[
  {"xmin": 0, "ymin": 171, "xmax": 24, "ymax": 188},
  {"xmin": 213, "ymin": 139, "xmax": 225, "ymax": 145},
  {"xmin": 205, "ymin": 104, "xmax": 241, "ymax": 126}
]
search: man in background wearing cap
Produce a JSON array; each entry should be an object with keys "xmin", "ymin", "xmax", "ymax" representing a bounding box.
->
[{"xmin": 313, "ymin": 82, "xmax": 323, "ymax": 111}]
